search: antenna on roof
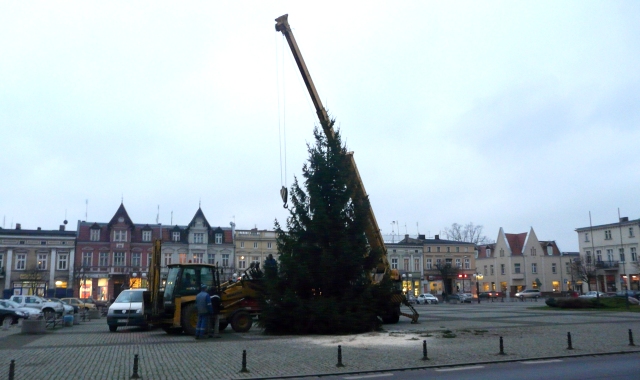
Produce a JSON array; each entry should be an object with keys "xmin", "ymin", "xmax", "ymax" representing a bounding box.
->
[
  {"xmin": 85, "ymin": 199, "xmax": 88, "ymax": 221},
  {"xmin": 156, "ymin": 205, "xmax": 160, "ymax": 224},
  {"xmin": 171, "ymin": 211, "xmax": 173, "ymax": 225}
]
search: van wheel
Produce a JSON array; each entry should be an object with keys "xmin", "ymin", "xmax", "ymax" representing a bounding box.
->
[{"xmin": 181, "ymin": 303, "xmax": 198, "ymax": 336}]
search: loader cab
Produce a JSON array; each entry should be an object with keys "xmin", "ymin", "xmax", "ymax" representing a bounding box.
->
[{"xmin": 162, "ymin": 264, "xmax": 220, "ymax": 313}]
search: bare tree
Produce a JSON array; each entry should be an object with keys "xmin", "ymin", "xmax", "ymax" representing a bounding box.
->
[
  {"xmin": 23, "ymin": 263, "xmax": 47, "ymax": 296},
  {"xmin": 570, "ymin": 257, "xmax": 596, "ymax": 292},
  {"xmin": 443, "ymin": 222, "xmax": 494, "ymax": 245},
  {"xmin": 435, "ymin": 262, "xmax": 460, "ymax": 296}
]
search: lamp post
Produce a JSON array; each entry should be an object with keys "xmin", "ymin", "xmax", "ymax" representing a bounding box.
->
[
  {"xmin": 475, "ymin": 273, "xmax": 483, "ymax": 304},
  {"xmin": 408, "ymin": 273, "xmax": 413, "ymax": 297}
]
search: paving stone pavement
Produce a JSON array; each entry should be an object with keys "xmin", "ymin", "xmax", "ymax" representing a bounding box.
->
[{"xmin": 1, "ymin": 301, "xmax": 640, "ymax": 380}]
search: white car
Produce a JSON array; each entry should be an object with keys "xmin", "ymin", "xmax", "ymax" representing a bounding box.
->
[
  {"xmin": 10, "ymin": 295, "xmax": 64, "ymax": 318},
  {"xmin": 515, "ymin": 289, "xmax": 542, "ymax": 299},
  {"xmin": 0, "ymin": 300, "xmax": 43, "ymax": 319},
  {"xmin": 48, "ymin": 298, "xmax": 75, "ymax": 315},
  {"xmin": 579, "ymin": 291, "xmax": 607, "ymax": 298},
  {"xmin": 417, "ymin": 293, "xmax": 439, "ymax": 304}
]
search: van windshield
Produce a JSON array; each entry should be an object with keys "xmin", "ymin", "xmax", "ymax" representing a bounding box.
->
[{"xmin": 115, "ymin": 291, "xmax": 144, "ymax": 303}]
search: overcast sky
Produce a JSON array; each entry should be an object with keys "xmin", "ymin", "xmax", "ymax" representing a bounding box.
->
[{"xmin": 2, "ymin": 1, "xmax": 639, "ymax": 252}]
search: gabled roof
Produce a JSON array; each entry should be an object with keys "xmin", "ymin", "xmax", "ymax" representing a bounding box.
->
[
  {"xmin": 477, "ymin": 244, "xmax": 496, "ymax": 259},
  {"xmin": 187, "ymin": 207, "xmax": 211, "ymax": 230},
  {"xmin": 505, "ymin": 233, "xmax": 527, "ymax": 256},
  {"xmin": 538, "ymin": 240, "xmax": 561, "ymax": 256},
  {"xmin": 107, "ymin": 203, "xmax": 134, "ymax": 229}
]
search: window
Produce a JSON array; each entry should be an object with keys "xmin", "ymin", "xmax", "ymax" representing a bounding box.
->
[
  {"xmin": 207, "ymin": 253, "xmax": 215, "ymax": 265},
  {"xmin": 267, "ymin": 242, "xmax": 272, "ymax": 249},
  {"xmin": 456, "ymin": 247, "xmax": 460, "ymax": 253},
  {"xmin": 455, "ymin": 258, "xmax": 461, "ymax": 268},
  {"xmin": 445, "ymin": 258, "xmax": 452, "ymax": 265},
  {"xmin": 426, "ymin": 258, "xmax": 431, "ymax": 269},
  {"xmin": 514, "ymin": 263, "xmax": 521, "ymax": 274},
  {"xmin": 403, "ymin": 258, "xmax": 409, "ymax": 271},
  {"xmin": 253, "ymin": 242, "xmax": 258, "ymax": 249},
  {"xmin": 215, "ymin": 233, "xmax": 223, "ymax": 244},
  {"xmin": 484, "ymin": 265, "xmax": 487, "ymax": 276},
  {"xmin": 437, "ymin": 247, "xmax": 440, "ymax": 253},
  {"xmin": 447, "ymin": 247, "xmax": 450, "ymax": 253},
  {"xmin": 113, "ymin": 230, "xmax": 127, "ymax": 242},
  {"xmin": 222, "ymin": 254, "xmax": 229, "ymax": 267},
  {"xmin": 414, "ymin": 258, "xmax": 420, "ymax": 271},
  {"xmin": 193, "ymin": 233, "xmax": 204, "ymax": 244},
  {"xmin": 486, "ymin": 248, "xmax": 491, "ymax": 256},
  {"xmin": 82, "ymin": 252, "xmax": 92, "ymax": 267},
  {"xmin": 532, "ymin": 263, "xmax": 537, "ymax": 274},
  {"xmin": 565, "ymin": 262, "xmax": 570, "ymax": 274},
  {"xmin": 585, "ymin": 251, "xmax": 591, "ymax": 263},
  {"xmin": 57, "ymin": 253, "xmax": 68, "ymax": 270},
  {"xmin": 500, "ymin": 249, "xmax": 504, "ymax": 257},
  {"xmin": 16, "ymin": 254, "xmax": 26, "ymax": 270},
  {"xmin": 0, "ymin": 254, "xmax": 3, "ymax": 271},
  {"xmin": 552, "ymin": 263, "xmax": 557, "ymax": 274},
  {"xmin": 490, "ymin": 265, "xmax": 494, "ymax": 275},
  {"xmin": 605, "ymin": 230, "xmax": 612, "ymax": 240},
  {"xmin": 147, "ymin": 254, "xmax": 151, "ymax": 268},
  {"xmin": 238, "ymin": 256, "xmax": 246, "ymax": 269},
  {"xmin": 113, "ymin": 252, "xmax": 125, "ymax": 267},
  {"xmin": 619, "ymin": 248, "xmax": 625, "ymax": 263},
  {"xmin": 132, "ymin": 252, "xmax": 141, "ymax": 267},
  {"xmin": 193, "ymin": 253, "xmax": 204, "ymax": 264},
  {"xmin": 164, "ymin": 253, "xmax": 172, "ymax": 266},
  {"xmin": 172, "ymin": 232, "xmax": 181, "ymax": 242},
  {"xmin": 37, "ymin": 254, "xmax": 48, "ymax": 270},
  {"xmin": 90, "ymin": 229, "xmax": 100, "ymax": 241},
  {"xmin": 240, "ymin": 241, "xmax": 245, "ymax": 248},
  {"xmin": 464, "ymin": 258, "xmax": 470, "ymax": 269},
  {"xmin": 607, "ymin": 249, "xmax": 614, "ymax": 262},
  {"xmin": 631, "ymin": 248, "xmax": 637, "ymax": 262},
  {"xmin": 531, "ymin": 247, "xmax": 536, "ymax": 256},
  {"xmin": 99, "ymin": 252, "xmax": 109, "ymax": 267},
  {"xmin": 596, "ymin": 250, "xmax": 602, "ymax": 262},
  {"xmin": 630, "ymin": 227, "xmax": 635, "ymax": 238},
  {"xmin": 391, "ymin": 258, "xmax": 398, "ymax": 269},
  {"xmin": 584, "ymin": 232, "xmax": 590, "ymax": 242},
  {"xmin": 427, "ymin": 247, "xmax": 431, "ymax": 253},
  {"xmin": 252, "ymin": 256, "xmax": 260, "ymax": 265},
  {"xmin": 500, "ymin": 264, "xmax": 505, "ymax": 275},
  {"xmin": 142, "ymin": 230, "xmax": 152, "ymax": 242}
]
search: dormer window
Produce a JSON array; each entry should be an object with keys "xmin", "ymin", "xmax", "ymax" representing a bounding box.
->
[
  {"xmin": 172, "ymin": 232, "xmax": 181, "ymax": 242},
  {"xmin": 90, "ymin": 229, "xmax": 100, "ymax": 241},
  {"xmin": 113, "ymin": 230, "xmax": 127, "ymax": 242},
  {"xmin": 547, "ymin": 245, "xmax": 553, "ymax": 256},
  {"xmin": 215, "ymin": 233, "xmax": 222, "ymax": 244},
  {"xmin": 142, "ymin": 230, "xmax": 152, "ymax": 242}
]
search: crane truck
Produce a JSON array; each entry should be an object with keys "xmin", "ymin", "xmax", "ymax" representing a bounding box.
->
[{"xmin": 275, "ymin": 14, "xmax": 418, "ymax": 324}]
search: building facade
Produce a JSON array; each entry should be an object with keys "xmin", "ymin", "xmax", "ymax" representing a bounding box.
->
[
  {"xmin": 575, "ymin": 216, "xmax": 639, "ymax": 292},
  {"xmin": 476, "ymin": 227, "xmax": 575, "ymax": 296},
  {"xmin": 75, "ymin": 203, "xmax": 234, "ymax": 301},
  {"xmin": 386, "ymin": 236, "xmax": 423, "ymax": 297},
  {"xmin": 1, "ymin": 223, "xmax": 76, "ymax": 299},
  {"xmin": 233, "ymin": 228, "xmax": 278, "ymax": 279}
]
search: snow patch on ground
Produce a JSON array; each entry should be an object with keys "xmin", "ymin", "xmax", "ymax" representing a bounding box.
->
[{"xmin": 296, "ymin": 331, "xmax": 433, "ymax": 348}]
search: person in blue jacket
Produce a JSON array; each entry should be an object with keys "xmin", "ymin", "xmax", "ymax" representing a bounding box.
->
[{"xmin": 195, "ymin": 284, "xmax": 213, "ymax": 340}]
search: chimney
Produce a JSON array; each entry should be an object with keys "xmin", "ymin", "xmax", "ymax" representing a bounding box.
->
[
  {"xmin": 59, "ymin": 225, "xmax": 66, "ymax": 231},
  {"xmin": 15, "ymin": 223, "xmax": 21, "ymax": 230},
  {"xmin": 37, "ymin": 227, "xmax": 41, "ymax": 230},
  {"xmin": 620, "ymin": 217, "xmax": 629, "ymax": 223},
  {"xmin": 405, "ymin": 234, "xmax": 409, "ymax": 240},
  {"xmin": 435, "ymin": 234, "xmax": 439, "ymax": 240},
  {"xmin": 418, "ymin": 234, "xmax": 425, "ymax": 240}
]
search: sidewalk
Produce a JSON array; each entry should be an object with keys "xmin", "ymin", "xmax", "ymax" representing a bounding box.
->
[{"xmin": 1, "ymin": 304, "xmax": 640, "ymax": 379}]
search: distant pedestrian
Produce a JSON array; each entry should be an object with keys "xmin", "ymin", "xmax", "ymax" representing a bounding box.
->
[
  {"xmin": 210, "ymin": 290, "xmax": 222, "ymax": 338},
  {"xmin": 195, "ymin": 284, "xmax": 212, "ymax": 340}
]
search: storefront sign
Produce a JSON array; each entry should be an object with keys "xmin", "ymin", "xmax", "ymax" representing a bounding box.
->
[{"xmin": 19, "ymin": 273, "xmax": 43, "ymax": 280}]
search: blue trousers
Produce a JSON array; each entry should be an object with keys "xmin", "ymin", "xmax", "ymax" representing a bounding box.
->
[{"xmin": 196, "ymin": 314, "xmax": 209, "ymax": 337}]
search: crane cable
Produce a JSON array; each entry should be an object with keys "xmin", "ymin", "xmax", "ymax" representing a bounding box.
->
[{"xmin": 276, "ymin": 33, "xmax": 288, "ymax": 208}]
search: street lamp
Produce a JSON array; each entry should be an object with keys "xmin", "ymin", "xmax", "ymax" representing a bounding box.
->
[{"xmin": 475, "ymin": 273, "xmax": 484, "ymax": 304}]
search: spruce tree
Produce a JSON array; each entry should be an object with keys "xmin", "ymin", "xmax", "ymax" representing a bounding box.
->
[{"xmin": 260, "ymin": 120, "xmax": 386, "ymax": 334}]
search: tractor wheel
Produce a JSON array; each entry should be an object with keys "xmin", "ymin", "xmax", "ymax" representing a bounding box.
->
[
  {"xmin": 218, "ymin": 321, "xmax": 228, "ymax": 331},
  {"xmin": 380, "ymin": 306, "xmax": 401, "ymax": 324},
  {"xmin": 181, "ymin": 303, "xmax": 198, "ymax": 336},
  {"xmin": 109, "ymin": 325, "xmax": 117, "ymax": 332},
  {"xmin": 230, "ymin": 311, "xmax": 252, "ymax": 333}
]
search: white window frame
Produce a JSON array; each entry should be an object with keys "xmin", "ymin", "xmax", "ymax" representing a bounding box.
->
[
  {"xmin": 113, "ymin": 252, "xmax": 125, "ymax": 267},
  {"xmin": 238, "ymin": 257, "xmax": 246, "ymax": 269},
  {"xmin": 164, "ymin": 253, "xmax": 172, "ymax": 266},
  {"xmin": 193, "ymin": 252, "xmax": 204, "ymax": 264},
  {"xmin": 215, "ymin": 233, "xmax": 222, "ymax": 244},
  {"xmin": 57, "ymin": 253, "xmax": 68, "ymax": 270},
  {"xmin": 90, "ymin": 229, "xmax": 100, "ymax": 241},
  {"xmin": 16, "ymin": 254, "xmax": 26, "ymax": 270},
  {"xmin": 82, "ymin": 252, "xmax": 92, "ymax": 267},
  {"xmin": 426, "ymin": 258, "xmax": 431, "ymax": 269},
  {"xmin": 414, "ymin": 258, "xmax": 420, "ymax": 272},
  {"xmin": 631, "ymin": 247, "xmax": 637, "ymax": 262},
  {"xmin": 37, "ymin": 254, "xmax": 48, "ymax": 270},
  {"xmin": 514, "ymin": 263, "xmax": 521, "ymax": 274},
  {"xmin": 240, "ymin": 241, "xmax": 245, "ymax": 248},
  {"xmin": 99, "ymin": 252, "xmax": 109, "ymax": 267},
  {"xmin": 131, "ymin": 252, "xmax": 141, "ymax": 267},
  {"xmin": 253, "ymin": 242, "xmax": 258, "ymax": 249},
  {"xmin": 193, "ymin": 233, "xmax": 204, "ymax": 244},
  {"xmin": 113, "ymin": 230, "xmax": 127, "ymax": 242},
  {"xmin": 552, "ymin": 262, "xmax": 557, "ymax": 274},
  {"xmin": 142, "ymin": 230, "xmax": 152, "ymax": 242},
  {"xmin": 222, "ymin": 254, "xmax": 229, "ymax": 267},
  {"xmin": 172, "ymin": 232, "xmax": 181, "ymax": 242},
  {"xmin": 455, "ymin": 258, "xmax": 461, "ymax": 268},
  {"xmin": 207, "ymin": 253, "xmax": 215, "ymax": 265},
  {"xmin": 500, "ymin": 264, "xmax": 505, "ymax": 275},
  {"xmin": 267, "ymin": 242, "xmax": 272, "ymax": 249},
  {"xmin": 391, "ymin": 257, "xmax": 398, "ymax": 269},
  {"xmin": 605, "ymin": 230, "xmax": 612, "ymax": 240},
  {"xmin": 0, "ymin": 253, "xmax": 4, "ymax": 271},
  {"xmin": 464, "ymin": 258, "xmax": 470, "ymax": 269},
  {"xmin": 532, "ymin": 263, "xmax": 537, "ymax": 274}
]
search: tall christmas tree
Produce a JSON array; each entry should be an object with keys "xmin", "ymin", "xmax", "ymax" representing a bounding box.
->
[{"xmin": 260, "ymin": 120, "xmax": 389, "ymax": 334}]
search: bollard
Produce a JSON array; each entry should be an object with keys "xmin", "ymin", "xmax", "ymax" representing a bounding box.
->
[
  {"xmin": 499, "ymin": 336, "xmax": 505, "ymax": 355},
  {"xmin": 336, "ymin": 345, "xmax": 345, "ymax": 367},
  {"xmin": 422, "ymin": 340, "xmax": 429, "ymax": 360},
  {"xmin": 9, "ymin": 359, "xmax": 15, "ymax": 380},
  {"xmin": 567, "ymin": 332, "xmax": 573, "ymax": 350},
  {"xmin": 629, "ymin": 329, "xmax": 635, "ymax": 346},
  {"xmin": 239, "ymin": 350, "xmax": 249, "ymax": 373},
  {"xmin": 130, "ymin": 354, "xmax": 140, "ymax": 379}
]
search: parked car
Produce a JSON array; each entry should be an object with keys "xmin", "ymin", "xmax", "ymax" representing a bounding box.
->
[
  {"xmin": 579, "ymin": 291, "xmax": 608, "ymax": 298},
  {"xmin": 406, "ymin": 295, "xmax": 417, "ymax": 304},
  {"xmin": 61, "ymin": 297, "xmax": 97, "ymax": 311},
  {"xmin": 460, "ymin": 293, "xmax": 474, "ymax": 303},
  {"xmin": 478, "ymin": 291, "xmax": 501, "ymax": 299},
  {"xmin": 0, "ymin": 305, "xmax": 27, "ymax": 325},
  {"xmin": 614, "ymin": 290, "xmax": 640, "ymax": 300},
  {"xmin": 81, "ymin": 297, "xmax": 108, "ymax": 308},
  {"xmin": 107, "ymin": 289, "xmax": 148, "ymax": 332},
  {"xmin": 515, "ymin": 289, "xmax": 542, "ymax": 299},
  {"xmin": 417, "ymin": 293, "xmax": 439, "ymax": 304},
  {"xmin": 10, "ymin": 295, "xmax": 64, "ymax": 318},
  {"xmin": 48, "ymin": 298, "xmax": 76, "ymax": 315},
  {"xmin": 446, "ymin": 294, "xmax": 461, "ymax": 303},
  {"xmin": 0, "ymin": 300, "xmax": 43, "ymax": 319}
]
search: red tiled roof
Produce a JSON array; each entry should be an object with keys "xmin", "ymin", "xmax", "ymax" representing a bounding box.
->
[{"xmin": 506, "ymin": 233, "xmax": 527, "ymax": 256}]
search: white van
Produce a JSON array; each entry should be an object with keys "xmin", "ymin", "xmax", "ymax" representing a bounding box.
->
[{"xmin": 106, "ymin": 289, "xmax": 148, "ymax": 332}]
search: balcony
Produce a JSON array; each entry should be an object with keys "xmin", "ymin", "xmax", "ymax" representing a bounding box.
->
[
  {"xmin": 596, "ymin": 261, "xmax": 619, "ymax": 270},
  {"xmin": 511, "ymin": 273, "xmax": 524, "ymax": 280}
]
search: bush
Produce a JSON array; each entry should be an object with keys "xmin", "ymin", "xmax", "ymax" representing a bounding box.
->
[
  {"xmin": 545, "ymin": 297, "xmax": 558, "ymax": 307},
  {"xmin": 545, "ymin": 297, "xmax": 602, "ymax": 309}
]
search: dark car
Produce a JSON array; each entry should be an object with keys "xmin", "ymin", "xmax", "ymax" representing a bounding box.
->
[
  {"xmin": 614, "ymin": 290, "xmax": 640, "ymax": 300},
  {"xmin": 81, "ymin": 297, "xmax": 109, "ymax": 308},
  {"xmin": 0, "ymin": 305, "xmax": 27, "ymax": 325},
  {"xmin": 478, "ymin": 291, "xmax": 501, "ymax": 299}
]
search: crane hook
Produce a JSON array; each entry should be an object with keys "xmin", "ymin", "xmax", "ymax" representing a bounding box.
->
[{"xmin": 280, "ymin": 186, "xmax": 288, "ymax": 208}]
